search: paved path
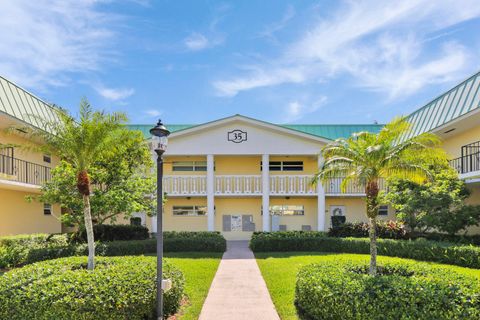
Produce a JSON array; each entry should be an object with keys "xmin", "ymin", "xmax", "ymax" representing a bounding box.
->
[{"xmin": 199, "ymin": 241, "xmax": 280, "ymax": 320}]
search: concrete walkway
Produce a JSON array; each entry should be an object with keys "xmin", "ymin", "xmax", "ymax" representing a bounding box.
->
[{"xmin": 199, "ymin": 241, "xmax": 280, "ymax": 320}]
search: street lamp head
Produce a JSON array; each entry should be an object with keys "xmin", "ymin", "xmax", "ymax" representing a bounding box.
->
[{"xmin": 150, "ymin": 119, "xmax": 170, "ymax": 155}]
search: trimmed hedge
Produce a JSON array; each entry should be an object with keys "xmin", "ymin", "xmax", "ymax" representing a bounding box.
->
[
  {"xmin": 74, "ymin": 224, "xmax": 150, "ymax": 242},
  {"xmin": 295, "ymin": 260, "xmax": 480, "ymax": 320},
  {"xmin": 0, "ymin": 256, "xmax": 184, "ymax": 320},
  {"xmin": 163, "ymin": 231, "xmax": 227, "ymax": 252},
  {"xmin": 0, "ymin": 233, "xmax": 70, "ymax": 268},
  {"xmin": 1, "ymin": 231, "xmax": 226, "ymax": 268},
  {"xmin": 250, "ymin": 232, "xmax": 480, "ymax": 268},
  {"xmin": 328, "ymin": 220, "xmax": 407, "ymax": 239}
]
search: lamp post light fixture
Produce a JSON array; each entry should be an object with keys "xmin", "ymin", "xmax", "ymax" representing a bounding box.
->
[{"xmin": 149, "ymin": 119, "xmax": 170, "ymax": 320}]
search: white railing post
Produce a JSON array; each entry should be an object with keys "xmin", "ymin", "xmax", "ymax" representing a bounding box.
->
[
  {"xmin": 317, "ymin": 155, "xmax": 326, "ymax": 231},
  {"xmin": 207, "ymin": 155, "xmax": 215, "ymax": 232},
  {"xmin": 262, "ymin": 154, "xmax": 270, "ymax": 231}
]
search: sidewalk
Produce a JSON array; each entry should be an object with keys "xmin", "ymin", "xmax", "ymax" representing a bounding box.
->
[{"xmin": 199, "ymin": 241, "xmax": 280, "ymax": 320}]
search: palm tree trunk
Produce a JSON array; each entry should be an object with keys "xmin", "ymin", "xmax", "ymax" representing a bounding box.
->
[
  {"xmin": 369, "ymin": 216, "xmax": 377, "ymax": 276},
  {"xmin": 366, "ymin": 180, "xmax": 379, "ymax": 276},
  {"xmin": 83, "ymin": 194, "xmax": 95, "ymax": 270}
]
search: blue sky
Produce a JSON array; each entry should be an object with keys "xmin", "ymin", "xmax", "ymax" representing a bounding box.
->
[{"xmin": 1, "ymin": 1, "xmax": 480, "ymax": 125}]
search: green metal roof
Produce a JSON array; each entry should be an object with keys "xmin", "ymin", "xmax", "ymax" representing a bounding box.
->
[
  {"xmin": 0, "ymin": 76, "xmax": 59, "ymax": 129},
  {"xmin": 405, "ymin": 70, "xmax": 480, "ymax": 139},
  {"xmin": 127, "ymin": 122, "xmax": 383, "ymax": 141},
  {"xmin": 281, "ymin": 124, "xmax": 383, "ymax": 140}
]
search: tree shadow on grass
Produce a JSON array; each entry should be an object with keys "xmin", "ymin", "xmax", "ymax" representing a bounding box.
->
[
  {"xmin": 254, "ymin": 251, "xmax": 339, "ymax": 260},
  {"xmin": 146, "ymin": 252, "xmax": 224, "ymax": 259}
]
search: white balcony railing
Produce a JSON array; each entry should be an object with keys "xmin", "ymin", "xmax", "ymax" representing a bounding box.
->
[
  {"xmin": 163, "ymin": 175, "xmax": 207, "ymax": 196},
  {"xmin": 269, "ymin": 175, "xmax": 316, "ymax": 195},
  {"xmin": 215, "ymin": 175, "xmax": 262, "ymax": 195},
  {"xmin": 162, "ymin": 175, "xmax": 376, "ymax": 196}
]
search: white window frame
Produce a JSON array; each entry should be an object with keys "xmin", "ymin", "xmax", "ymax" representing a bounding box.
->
[
  {"xmin": 378, "ymin": 205, "xmax": 389, "ymax": 216},
  {"xmin": 261, "ymin": 161, "xmax": 304, "ymax": 172},
  {"xmin": 172, "ymin": 161, "xmax": 208, "ymax": 172},
  {"xmin": 43, "ymin": 154, "xmax": 51, "ymax": 164},
  {"xmin": 43, "ymin": 203, "xmax": 52, "ymax": 215},
  {"xmin": 269, "ymin": 205, "xmax": 305, "ymax": 216},
  {"xmin": 173, "ymin": 205, "xmax": 207, "ymax": 216}
]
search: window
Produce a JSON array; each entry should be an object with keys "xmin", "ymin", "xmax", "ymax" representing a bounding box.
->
[
  {"xmin": 43, "ymin": 203, "xmax": 52, "ymax": 215},
  {"xmin": 261, "ymin": 161, "xmax": 304, "ymax": 171},
  {"xmin": 130, "ymin": 217, "xmax": 142, "ymax": 226},
  {"xmin": 270, "ymin": 205, "xmax": 304, "ymax": 216},
  {"xmin": 173, "ymin": 205, "xmax": 207, "ymax": 216},
  {"xmin": 172, "ymin": 161, "xmax": 208, "ymax": 172},
  {"xmin": 378, "ymin": 205, "xmax": 389, "ymax": 216},
  {"xmin": 43, "ymin": 154, "xmax": 51, "ymax": 163}
]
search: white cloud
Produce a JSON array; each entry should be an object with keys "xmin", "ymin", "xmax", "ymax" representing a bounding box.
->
[
  {"xmin": 184, "ymin": 33, "xmax": 210, "ymax": 51},
  {"xmin": 95, "ymin": 86, "xmax": 135, "ymax": 101},
  {"xmin": 284, "ymin": 96, "xmax": 327, "ymax": 122},
  {"xmin": 258, "ymin": 5, "xmax": 295, "ymax": 42},
  {"xmin": 144, "ymin": 109, "xmax": 162, "ymax": 117},
  {"xmin": 0, "ymin": 0, "xmax": 118, "ymax": 90},
  {"xmin": 214, "ymin": 0, "xmax": 480, "ymax": 98}
]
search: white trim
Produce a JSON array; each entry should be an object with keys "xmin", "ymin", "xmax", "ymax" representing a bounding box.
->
[
  {"xmin": 459, "ymin": 170, "xmax": 480, "ymax": 180},
  {"xmin": 262, "ymin": 154, "xmax": 270, "ymax": 231},
  {"xmin": 317, "ymin": 155, "xmax": 326, "ymax": 231},
  {"xmin": 169, "ymin": 115, "xmax": 332, "ymax": 144},
  {"xmin": 207, "ymin": 154, "xmax": 215, "ymax": 231}
]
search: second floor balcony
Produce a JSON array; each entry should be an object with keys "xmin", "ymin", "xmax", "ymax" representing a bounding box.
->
[
  {"xmin": 162, "ymin": 175, "xmax": 383, "ymax": 197},
  {"xmin": 449, "ymin": 140, "xmax": 480, "ymax": 177},
  {"xmin": 0, "ymin": 152, "xmax": 51, "ymax": 186}
]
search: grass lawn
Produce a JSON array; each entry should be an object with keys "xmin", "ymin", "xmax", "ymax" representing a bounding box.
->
[
  {"xmin": 255, "ymin": 252, "xmax": 480, "ymax": 320},
  {"xmin": 164, "ymin": 252, "xmax": 222, "ymax": 320}
]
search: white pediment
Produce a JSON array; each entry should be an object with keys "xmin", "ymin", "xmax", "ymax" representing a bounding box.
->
[{"xmin": 165, "ymin": 116, "xmax": 328, "ymax": 155}]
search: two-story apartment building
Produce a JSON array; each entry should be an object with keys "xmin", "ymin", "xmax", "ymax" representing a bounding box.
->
[
  {"xmin": 0, "ymin": 76, "xmax": 62, "ymax": 236},
  {"xmin": 1, "ymin": 70, "xmax": 479, "ymax": 239},
  {"xmin": 129, "ymin": 117, "xmax": 388, "ymax": 240}
]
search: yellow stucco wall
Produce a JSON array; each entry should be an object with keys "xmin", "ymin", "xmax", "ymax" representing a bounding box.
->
[
  {"xmin": 163, "ymin": 197, "xmax": 208, "ymax": 231},
  {"xmin": 0, "ymin": 188, "xmax": 62, "ymax": 236},
  {"xmin": 270, "ymin": 197, "xmax": 317, "ymax": 230},
  {"xmin": 441, "ymin": 125, "xmax": 480, "ymax": 158},
  {"xmin": 0, "ymin": 131, "xmax": 58, "ymax": 167},
  {"xmin": 214, "ymin": 197, "xmax": 262, "ymax": 240},
  {"xmin": 325, "ymin": 197, "xmax": 395, "ymax": 228},
  {"xmin": 164, "ymin": 156, "xmax": 207, "ymax": 175}
]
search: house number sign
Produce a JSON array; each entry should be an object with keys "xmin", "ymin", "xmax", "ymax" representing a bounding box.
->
[{"xmin": 227, "ymin": 129, "xmax": 247, "ymax": 143}]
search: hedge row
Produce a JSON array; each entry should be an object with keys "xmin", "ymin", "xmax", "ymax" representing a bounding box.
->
[
  {"xmin": 74, "ymin": 224, "xmax": 150, "ymax": 242},
  {"xmin": 327, "ymin": 221, "xmax": 480, "ymax": 245},
  {"xmin": 0, "ymin": 256, "xmax": 184, "ymax": 320},
  {"xmin": 250, "ymin": 231, "xmax": 480, "ymax": 268},
  {"xmin": 0, "ymin": 231, "xmax": 226, "ymax": 268},
  {"xmin": 295, "ymin": 260, "xmax": 480, "ymax": 320}
]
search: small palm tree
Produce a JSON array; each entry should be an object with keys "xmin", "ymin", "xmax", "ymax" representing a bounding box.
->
[
  {"xmin": 23, "ymin": 98, "xmax": 127, "ymax": 270},
  {"xmin": 313, "ymin": 117, "xmax": 446, "ymax": 275}
]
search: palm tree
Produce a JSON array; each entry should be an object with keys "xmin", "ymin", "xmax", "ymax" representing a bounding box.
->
[
  {"xmin": 313, "ymin": 117, "xmax": 446, "ymax": 276},
  {"xmin": 23, "ymin": 99, "xmax": 127, "ymax": 270}
]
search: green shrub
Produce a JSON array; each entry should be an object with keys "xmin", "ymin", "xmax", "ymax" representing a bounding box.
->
[
  {"xmin": 295, "ymin": 260, "xmax": 480, "ymax": 320},
  {"xmin": 0, "ymin": 256, "xmax": 184, "ymax": 320},
  {"xmin": 328, "ymin": 220, "xmax": 407, "ymax": 239},
  {"xmin": 0, "ymin": 233, "xmax": 70, "ymax": 268},
  {"xmin": 250, "ymin": 232, "xmax": 480, "ymax": 268},
  {"xmin": 163, "ymin": 231, "xmax": 227, "ymax": 252},
  {"xmin": 1, "ymin": 232, "xmax": 226, "ymax": 268},
  {"xmin": 74, "ymin": 224, "xmax": 150, "ymax": 242}
]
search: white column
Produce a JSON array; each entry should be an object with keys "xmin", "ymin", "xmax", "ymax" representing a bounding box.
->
[
  {"xmin": 262, "ymin": 154, "xmax": 270, "ymax": 231},
  {"xmin": 317, "ymin": 155, "xmax": 326, "ymax": 231},
  {"xmin": 207, "ymin": 154, "xmax": 215, "ymax": 232}
]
